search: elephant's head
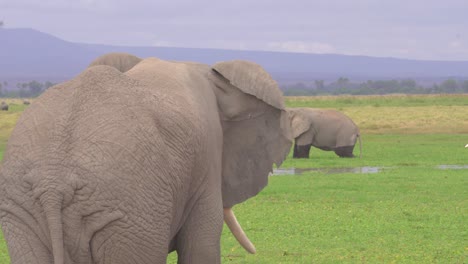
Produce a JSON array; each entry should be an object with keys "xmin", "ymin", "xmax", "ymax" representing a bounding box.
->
[
  {"xmin": 211, "ymin": 61, "xmax": 291, "ymax": 205},
  {"xmin": 209, "ymin": 61, "xmax": 293, "ymax": 252},
  {"xmin": 287, "ymin": 107, "xmax": 315, "ymax": 146},
  {"xmin": 88, "ymin": 52, "xmax": 142, "ymax": 73}
]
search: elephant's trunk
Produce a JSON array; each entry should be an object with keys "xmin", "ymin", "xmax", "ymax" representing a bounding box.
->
[{"xmin": 223, "ymin": 208, "xmax": 256, "ymax": 254}]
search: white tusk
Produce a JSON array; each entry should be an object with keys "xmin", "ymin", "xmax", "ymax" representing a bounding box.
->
[{"xmin": 223, "ymin": 208, "xmax": 256, "ymax": 254}]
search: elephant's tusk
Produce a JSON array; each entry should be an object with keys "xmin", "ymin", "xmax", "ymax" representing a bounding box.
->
[{"xmin": 223, "ymin": 208, "xmax": 256, "ymax": 254}]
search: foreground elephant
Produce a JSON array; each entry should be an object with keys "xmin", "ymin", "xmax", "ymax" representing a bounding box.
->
[
  {"xmin": 287, "ymin": 107, "xmax": 361, "ymax": 158},
  {"xmin": 0, "ymin": 54, "xmax": 292, "ymax": 263}
]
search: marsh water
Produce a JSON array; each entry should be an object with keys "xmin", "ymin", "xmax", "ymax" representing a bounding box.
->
[
  {"xmin": 272, "ymin": 165, "xmax": 468, "ymax": 176},
  {"xmin": 437, "ymin": 165, "xmax": 468, "ymax": 170},
  {"xmin": 272, "ymin": 166, "xmax": 385, "ymax": 175}
]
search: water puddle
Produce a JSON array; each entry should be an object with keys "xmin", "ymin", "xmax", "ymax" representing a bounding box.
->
[
  {"xmin": 272, "ymin": 165, "xmax": 468, "ymax": 176},
  {"xmin": 272, "ymin": 166, "xmax": 384, "ymax": 176},
  {"xmin": 437, "ymin": 165, "xmax": 468, "ymax": 170}
]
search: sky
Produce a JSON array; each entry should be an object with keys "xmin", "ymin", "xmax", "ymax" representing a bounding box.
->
[{"xmin": 1, "ymin": 0, "xmax": 468, "ymax": 61}]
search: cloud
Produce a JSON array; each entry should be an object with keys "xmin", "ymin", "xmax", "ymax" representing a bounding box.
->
[
  {"xmin": 266, "ymin": 41, "xmax": 335, "ymax": 54},
  {"xmin": 449, "ymin": 40, "xmax": 463, "ymax": 49},
  {"xmin": 446, "ymin": 40, "xmax": 468, "ymax": 58},
  {"xmin": 3, "ymin": 0, "xmax": 468, "ymax": 60}
]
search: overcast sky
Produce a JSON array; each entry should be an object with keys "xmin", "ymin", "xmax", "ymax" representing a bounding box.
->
[{"xmin": 2, "ymin": 0, "xmax": 468, "ymax": 61}]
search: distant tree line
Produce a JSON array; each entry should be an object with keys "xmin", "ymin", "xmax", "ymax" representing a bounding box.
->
[
  {"xmin": 1, "ymin": 78, "xmax": 467, "ymax": 98},
  {"xmin": 0, "ymin": 80, "xmax": 56, "ymax": 98},
  {"xmin": 283, "ymin": 78, "xmax": 468, "ymax": 96}
]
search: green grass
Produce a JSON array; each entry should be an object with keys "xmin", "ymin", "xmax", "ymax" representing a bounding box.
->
[
  {"xmin": 1, "ymin": 95, "xmax": 468, "ymax": 263},
  {"xmin": 282, "ymin": 134, "xmax": 468, "ymax": 168},
  {"xmin": 214, "ymin": 167, "xmax": 466, "ymax": 263},
  {"xmin": 286, "ymin": 94, "xmax": 468, "ymax": 108},
  {"xmin": 0, "ymin": 232, "xmax": 7, "ymax": 264},
  {"xmin": 206, "ymin": 134, "xmax": 467, "ymax": 263}
]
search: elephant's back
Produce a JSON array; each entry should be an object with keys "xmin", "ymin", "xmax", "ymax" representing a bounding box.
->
[
  {"xmin": 303, "ymin": 108, "xmax": 356, "ymax": 129},
  {"xmin": 70, "ymin": 64, "xmax": 206, "ymax": 184},
  {"xmin": 323, "ymin": 109, "xmax": 359, "ymax": 132},
  {"xmin": 3, "ymin": 65, "xmax": 203, "ymax": 194}
]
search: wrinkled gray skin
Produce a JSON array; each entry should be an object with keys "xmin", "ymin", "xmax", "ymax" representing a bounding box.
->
[
  {"xmin": 0, "ymin": 101, "xmax": 8, "ymax": 111},
  {"xmin": 287, "ymin": 107, "xmax": 361, "ymax": 158},
  {"xmin": 0, "ymin": 53, "xmax": 292, "ymax": 264}
]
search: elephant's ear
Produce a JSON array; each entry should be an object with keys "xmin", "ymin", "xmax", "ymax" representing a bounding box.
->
[
  {"xmin": 288, "ymin": 108, "xmax": 314, "ymax": 146},
  {"xmin": 211, "ymin": 60, "xmax": 293, "ymax": 208},
  {"xmin": 88, "ymin": 53, "xmax": 142, "ymax": 72},
  {"xmin": 213, "ymin": 60, "xmax": 285, "ymax": 110}
]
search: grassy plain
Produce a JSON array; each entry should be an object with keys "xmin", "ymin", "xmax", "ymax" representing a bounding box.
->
[
  {"xmin": 1, "ymin": 95, "xmax": 467, "ymax": 263},
  {"xmin": 286, "ymin": 94, "xmax": 468, "ymax": 134},
  {"xmin": 0, "ymin": 99, "xmax": 30, "ymax": 160}
]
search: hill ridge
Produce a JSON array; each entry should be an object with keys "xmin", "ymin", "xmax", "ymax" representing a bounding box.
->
[{"xmin": 1, "ymin": 28, "xmax": 468, "ymax": 83}]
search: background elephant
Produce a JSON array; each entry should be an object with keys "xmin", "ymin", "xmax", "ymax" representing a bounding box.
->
[
  {"xmin": 88, "ymin": 52, "xmax": 142, "ymax": 72},
  {"xmin": 0, "ymin": 101, "xmax": 8, "ymax": 111},
  {"xmin": 288, "ymin": 107, "xmax": 361, "ymax": 158},
  {"xmin": 0, "ymin": 53, "xmax": 292, "ymax": 264}
]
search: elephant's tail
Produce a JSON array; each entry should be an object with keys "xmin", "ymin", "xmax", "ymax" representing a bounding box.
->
[
  {"xmin": 358, "ymin": 134, "xmax": 362, "ymax": 158},
  {"xmin": 39, "ymin": 189, "xmax": 66, "ymax": 264}
]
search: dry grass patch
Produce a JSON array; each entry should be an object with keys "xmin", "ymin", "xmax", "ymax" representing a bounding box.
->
[
  {"xmin": 343, "ymin": 106, "xmax": 468, "ymax": 134},
  {"xmin": 0, "ymin": 99, "xmax": 31, "ymax": 147},
  {"xmin": 285, "ymin": 94, "xmax": 468, "ymax": 134}
]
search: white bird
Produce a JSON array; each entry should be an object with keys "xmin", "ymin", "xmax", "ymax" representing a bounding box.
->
[{"xmin": 465, "ymin": 144, "xmax": 468, "ymax": 148}]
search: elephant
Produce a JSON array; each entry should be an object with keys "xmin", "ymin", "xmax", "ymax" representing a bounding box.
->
[
  {"xmin": 23, "ymin": 100, "xmax": 31, "ymax": 105},
  {"xmin": 0, "ymin": 101, "xmax": 8, "ymax": 111},
  {"xmin": 287, "ymin": 107, "xmax": 361, "ymax": 158},
  {"xmin": 88, "ymin": 52, "xmax": 143, "ymax": 72},
  {"xmin": 0, "ymin": 53, "xmax": 292, "ymax": 264}
]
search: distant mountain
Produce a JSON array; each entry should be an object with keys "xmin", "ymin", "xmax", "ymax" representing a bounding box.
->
[
  {"xmin": 0, "ymin": 28, "xmax": 101, "ymax": 79},
  {"xmin": 1, "ymin": 28, "xmax": 468, "ymax": 85}
]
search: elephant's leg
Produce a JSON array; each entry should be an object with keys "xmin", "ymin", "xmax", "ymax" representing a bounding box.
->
[
  {"xmin": 293, "ymin": 142, "xmax": 298, "ymax": 157},
  {"xmin": 334, "ymin": 145, "xmax": 355, "ymax": 158},
  {"xmin": 175, "ymin": 193, "xmax": 223, "ymax": 264},
  {"xmin": 293, "ymin": 143, "xmax": 312, "ymax": 158}
]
